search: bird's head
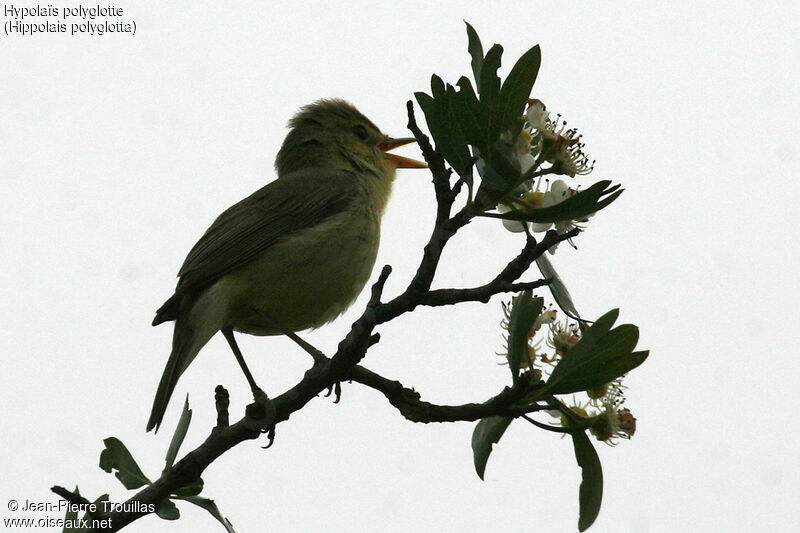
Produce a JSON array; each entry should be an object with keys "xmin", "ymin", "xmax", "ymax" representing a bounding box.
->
[{"xmin": 275, "ymin": 99, "xmax": 426, "ymax": 177}]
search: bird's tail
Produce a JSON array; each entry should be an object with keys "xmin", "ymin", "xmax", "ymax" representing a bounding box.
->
[{"xmin": 147, "ymin": 317, "xmax": 212, "ymax": 432}]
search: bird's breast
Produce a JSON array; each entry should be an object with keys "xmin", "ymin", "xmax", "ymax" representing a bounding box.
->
[{"xmin": 216, "ymin": 201, "xmax": 382, "ymax": 335}]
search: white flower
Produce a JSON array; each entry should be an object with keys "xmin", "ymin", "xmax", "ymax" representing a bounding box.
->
[
  {"xmin": 518, "ymin": 153, "xmax": 536, "ymax": 175},
  {"xmin": 589, "ymin": 386, "xmax": 636, "ymax": 445},
  {"xmin": 547, "ymin": 318, "xmax": 581, "ymax": 356},
  {"xmin": 497, "ymin": 203, "xmax": 527, "ymax": 233},
  {"xmin": 528, "ymin": 180, "xmax": 594, "ymax": 254},
  {"xmin": 533, "ymin": 308, "xmax": 557, "ymax": 329},
  {"xmin": 541, "ymin": 118, "xmax": 594, "ymax": 177},
  {"xmin": 526, "ymin": 99, "xmax": 550, "ymax": 132},
  {"xmin": 530, "ymin": 179, "xmax": 571, "ymax": 233},
  {"xmin": 492, "ymin": 100, "xmax": 598, "ymax": 242}
]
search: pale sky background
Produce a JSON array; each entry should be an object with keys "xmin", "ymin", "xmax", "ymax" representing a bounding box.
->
[{"xmin": 2, "ymin": 1, "xmax": 799, "ymax": 532}]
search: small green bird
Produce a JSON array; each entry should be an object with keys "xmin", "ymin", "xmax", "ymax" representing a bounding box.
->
[{"xmin": 147, "ymin": 99, "xmax": 426, "ymax": 432}]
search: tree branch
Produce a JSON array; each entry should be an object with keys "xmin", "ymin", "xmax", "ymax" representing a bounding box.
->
[
  {"xmin": 58, "ymin": 102, "xmax": 587, "ymax": 533},
  {"xmin": 420, "ymin": 279, "xmax": 551, "ymax": 306},
  {"xmin": 417, "ymin": 227, "xmax": 580, "ymax": 307},
  {"xmin": 347, "ymin": 365, "xmax": 548, "ymax": 422}
]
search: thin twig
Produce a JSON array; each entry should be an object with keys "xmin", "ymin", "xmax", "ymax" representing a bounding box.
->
[
  {"xmin": 214, "ymin": 385, "xmax": 229, "ymax": 429},
  {"xmin": 348, "ymin": 365, "xmax": 548, "ymax": 423}
]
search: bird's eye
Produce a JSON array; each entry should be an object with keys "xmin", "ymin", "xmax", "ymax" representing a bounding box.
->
[{"xmin": 352, "ymin": 125, "xmax": 368, "ymax": 141}]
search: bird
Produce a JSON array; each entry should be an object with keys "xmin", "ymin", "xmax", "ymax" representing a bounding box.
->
[{"xmin": 147, "ymin": 99, "xmax": 426, "ymax": 432}]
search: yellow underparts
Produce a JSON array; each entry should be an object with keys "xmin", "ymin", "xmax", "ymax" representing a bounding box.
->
[{"xmin": 212, "ymin": 173, "xmax": 393, "ymax": 336}]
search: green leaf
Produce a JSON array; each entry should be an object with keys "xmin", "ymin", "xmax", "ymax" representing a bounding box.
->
[
  {"xmin": 547, "ymin": 309, "xmax": 619, "ymax": 392},
  {"xmin": 473, "ymin": 141, "xmax": 525, "ymax": 208},
  {"xmin": 431, "ymin": 73, "xmax": 446, "ymax": 100},
  {"xmin": 62, "ymin": 492, "xmax": 109, "ymax": 533},
  {"xmin": 88, "ymin": 494, "xmax": 109, "ymax": 518},
  {"xmin": 444, "ymin": 84, "xmax": 477, "ymax": 176},
  {"xmin": 156, "ymin": 498, "xmax": 180, "ymax": 520},
  {"xmin": 418, "ymin": 29, "xmax": 539, "ymax": 206},
  {"xmin": 547, "ymin": 310, "xmax": 649, "ymax": 395},
  {"xmin": 581, "ymin": 308, "xmax": 619, "ymax": 342},
  {"xmin": 177, "ymin": 495, "xmax": 237, "ymax": 533},
  {"xmin": 471, "ymin": 416, "xmax": 513, "ymax": 480},
  {"xmin": 535, "ymin": 255, "xmax": 580, "ymax": 319},
  {"xmin": 473, "ymin": 153, "xmax": 519, "ymax": 209},
  {"xmin": 506, "ymin": 291, "xmax": 544, "ymax": 383},
  {"xmin": 99, "ymin": 437, "xmax": 151, "ymax": 490},
  {"xmin": 83, "ymin": 494, "xmax": 109, "ymax": 527},
  {"xmin": 551, "ymin": 324, "xmax": 640, "ymax": 394},
  {"xmin": 555, "ymin": 346, "xmax": 649, "ymax": 395},
  {"xmin": 499, "ymin": 44, "xmax": 541, "ymax": 127},
  {"xmin": 164, "ymin": 395, "xmax": 192, "ymax": 473},
  {"xmin": 454, "ymin": 77, "xmax": 483, "ymax": 142},
  {"xmin": 479, "ymin": 44, "xmax": 503, "ymax": 149},
  {"xmin": 479, "ymin": 43, "xmax": 502, "ymax": 102},
  {"xmin": 61, "ymin": 486, "xmax": 82, "ymax": 533},
  {"xmin": 499, "ymin": 180, "xmax": 623, "ymax": 224},
  {"xmin": 572, "ymin": 431, "xmax": 603, "ymax": 531},
  {"xmin": 465, "ymin": 22, "xmax": 484, "ymax": 91},
  {"xmin": 415, "ymin": 77, "xmax": 472, "ymax": 176}
]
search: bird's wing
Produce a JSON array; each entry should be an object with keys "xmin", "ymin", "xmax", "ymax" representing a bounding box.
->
[{"xmin": 175, "ymin": 168, "xmax": 360, "ymax": 296}]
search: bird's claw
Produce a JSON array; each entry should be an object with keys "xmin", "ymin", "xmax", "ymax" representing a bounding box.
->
[
  {"xmin": 261, "ymin": 426, "xmax": 276, "ymax": 449},
  {"xmin": 244, "ymin": 388, "xmax": 276, "ymax": 438},
  {"xmin": 323, "ymin": 381, "xmax": 342, "ymax": 403}
]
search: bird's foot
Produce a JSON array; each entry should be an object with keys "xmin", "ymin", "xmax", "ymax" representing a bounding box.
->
[
  {"xmin": 323, "ymin": 381, "xmax": 342, "ymax": 403},
  {"xmin": 244, "ymin": 387, "xmax": 276, "ymax": 440}
]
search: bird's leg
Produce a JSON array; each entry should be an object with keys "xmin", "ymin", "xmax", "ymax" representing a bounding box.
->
[
  {"xmin": 258, "ymin": 313, "xmax": 328, "ymax": 366},
  {"xmin": 281, "ymin": 329, "xmax": 328, "ymax": 366},
  {"xmin": 222, "ymin": 327, "xmax": 275, "ymax": 437},
  {"xmin": 258, "ymin": 313, "xmax": 339, "ymax": 400},
  {"xmin": 222, "ymin": 327, "xmax": 262, "ymax": 395}
]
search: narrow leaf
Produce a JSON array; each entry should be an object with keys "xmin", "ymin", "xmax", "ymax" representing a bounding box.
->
[
  {"xmin": 464, "ymin": 22, "xmax": 484, "ymax": 91},
  {"xmin": 415, "ymin": 84, "xmax": 472, "ymax": 176},
  {"xmin": 499, "ymin": 44, "xmax": 541, "ymax": 126},
  {"xmin": 479, "ymin": 44, "xmax": 504, "ymax": 157},
  {"xmin": 551, "ymin": 339, "xmax": 648, "ymax": 395},
  {"xmin": 431, "ymin": 73, "xmax": 446, "ymax": 100},
  {"xmin": 455, "ymin": 77, "xmax": 483, "ymax": 142},
  {"xmin": 572, "ymin": 431, "xmax": 603, "ymax": 531},
  {"xmin": 499, "ymin": 181, "xmax": 623, "ymax": 224},
  {"xmin": 414, "ymin": 91, "xmax": 434, "ymax": 109},
  {"xmin": 546, "ymin": 309, "xmax": 619, "ymax": 391},
  {"xmin": 99, "ymin": 437, "xmax": 151, "ymax": 490},
  {"xmin": 178, "ymin": 495, "xmax": 237, "ymax": 533},
  {"xmin": 471, "ymin": 416, "xmax": 513, "ymax": 480},
  {"xmin": 156, "ymin": 499, "xmax": 180, "ymax": 520},
  {"xmin": 506, "ymin": 291, "xmax": 544, "ymax": 383},
  {"xmin": 536, "ymin": 255, "xmax": 580, "ymax": 319},
  {"xmin": 479, "ymin": 44, "xmax": 503, "ymax": 107},
  {"xmin": 547, "ymin": 310, "xmax": 649, "ymax": 395},
  {"xmin": 61, "ymin": 486, "xmax": 82, "ymax": 533},
  {"xmin": 89, "ymin": 494, "xmax": 109, "ymax": 518},
  {"xmin": 78, "ymin": 494, "xmax": 109, "ymax": 528},
  {"xmin": 574, "ymin": 309, "xmax": 618, "ymax": 348},
  {"xmin": 164, "ymin": 395, "xmax": 192, "ymax": 473},
  {"xmin": 473, "ymin": 144, "xmax": 523, "ymax": 208},
  {"xmin": 443, "ymin": 84, "xmax": 475, "ymax": 175}
]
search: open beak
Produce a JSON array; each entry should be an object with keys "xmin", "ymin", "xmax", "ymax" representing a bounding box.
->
[{"xmin": 378, "ymin": 137, "xmax": 428, "ymax": 169}]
